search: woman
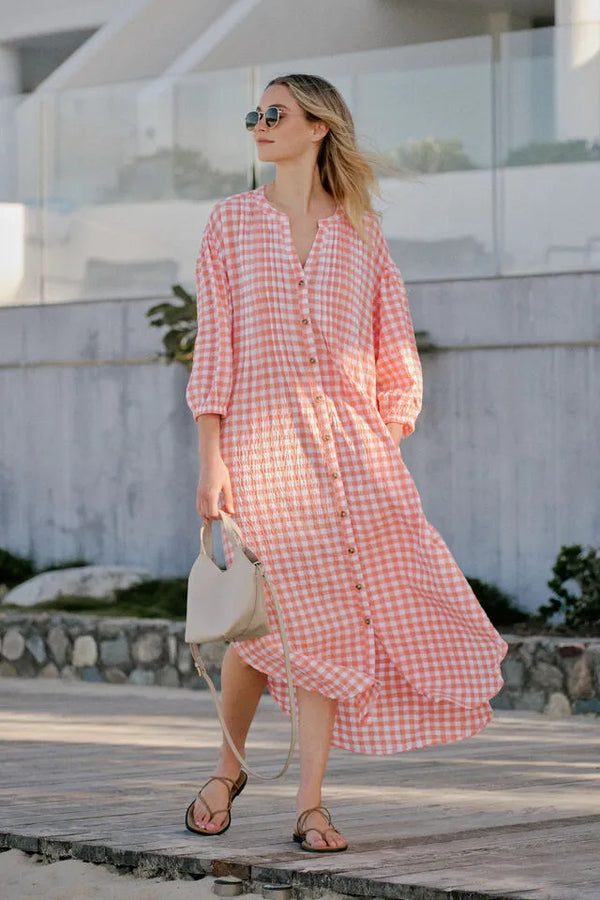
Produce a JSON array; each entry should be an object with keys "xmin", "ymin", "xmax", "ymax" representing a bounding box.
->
[{"xmin": 184, "ymin": 73, "xmax": 508, "ymax": 853}]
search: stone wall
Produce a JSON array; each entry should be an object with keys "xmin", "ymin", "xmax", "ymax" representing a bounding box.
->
[
  {"xmin": 491, "ymin": 634, "xmax": 600, "ymax": 715},
  {"xmin": 0, "ymin": 612, "xmax": 225, "ymax": 689},
  {"xmin": 1, "ymin": 613, "xmax": 600, "ymax": 715}
]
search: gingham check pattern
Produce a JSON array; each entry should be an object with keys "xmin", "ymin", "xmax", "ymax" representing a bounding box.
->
[{"xmin": 186, "ymin": 185, "xmax": 508, "ymax": 755}]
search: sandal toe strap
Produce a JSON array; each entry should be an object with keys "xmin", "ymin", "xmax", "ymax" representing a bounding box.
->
[
  {"xmin": 296, "ymin": 805, "xmax": 333, "ymax": 836},
  {"xmin": 195, "ymin": 794, "xmax": 214, "ymax": 818},
  {"xmin": 195, "ymin": 775, "xmax": 238, "ymax": 820},
  {"xmin": 193, "ymin": 795, "xmax": 232, "ymax": 824}
]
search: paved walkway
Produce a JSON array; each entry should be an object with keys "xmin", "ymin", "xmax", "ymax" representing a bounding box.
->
[{"xmin": 1, "ymin": 677, "xmax": 599, "ymax": 900}]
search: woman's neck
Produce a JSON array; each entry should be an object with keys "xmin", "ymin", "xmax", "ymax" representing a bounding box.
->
[{"xmin": 265, "ymin": 169, "xmax": 334, "ymax": 218}]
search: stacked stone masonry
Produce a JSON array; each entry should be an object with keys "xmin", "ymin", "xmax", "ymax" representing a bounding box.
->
[
  {"xmin": 1, "ymin": 614, "xmax": 600, "ymax": 715},
  {"xmin": 0, "ymin": 613, "xmax": 225, "ymax": 690}
]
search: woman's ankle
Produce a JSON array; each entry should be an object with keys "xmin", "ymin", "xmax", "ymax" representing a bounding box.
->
[
  {"xmin": 215, "ymin": 746, "xmax": 245, "ymax": 778},
  {"xmin": 296, "ymin": 786, "xmax": 323, "ymax": 814}
]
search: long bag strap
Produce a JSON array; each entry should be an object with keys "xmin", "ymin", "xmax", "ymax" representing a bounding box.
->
[{"xmin": 189, "ymin": 531, "xmax": 297, "ymax": 780}]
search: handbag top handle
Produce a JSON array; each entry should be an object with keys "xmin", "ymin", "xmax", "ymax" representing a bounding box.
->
[{"xmin": 200, "ymin": 510, "xmax": 253, "ymax": 562}]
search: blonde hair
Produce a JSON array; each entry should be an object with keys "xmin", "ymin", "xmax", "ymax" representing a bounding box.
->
[{"xmin": 265, "ymin": 73, "xmax": 396, "ymax": 244}]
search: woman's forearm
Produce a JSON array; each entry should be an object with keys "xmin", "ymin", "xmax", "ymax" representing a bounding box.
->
[{"xmin": 196, "ymin": 413, "xmax": 222, "ymax": 461}]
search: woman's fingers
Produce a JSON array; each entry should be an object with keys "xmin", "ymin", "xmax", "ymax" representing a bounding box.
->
[
  {"xmin": 196, "ymin": 460, "xmax": 235, "ymax": 519},
  {"xmin": 196, "ymin": 484, "xmax": 220, "ymax": 519},
  {"xmin": 221, "ymin": 476, "xmax": 235, "ymax": 515}
]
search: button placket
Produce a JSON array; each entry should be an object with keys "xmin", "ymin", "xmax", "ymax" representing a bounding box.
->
[
  {"xmin": 297, "ymin": 271, "xmax": 372, "ymax": 634},
  {"xmin": 336, "ymin": 504, "xmax": 372, "ymax": 623},
  {"xmin": 297, "ymin": 276, "xmax": 334, "ymax": 459}
]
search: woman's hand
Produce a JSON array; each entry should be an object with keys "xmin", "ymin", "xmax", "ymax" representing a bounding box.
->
[{"xmin": 196, "ymin": 455, "xmax": 235, "ymax": 520}]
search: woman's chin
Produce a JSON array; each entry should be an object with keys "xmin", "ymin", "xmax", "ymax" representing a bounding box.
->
[{"xmin": 256, "ymin": 148, "xmax": 276, "ymax": 162}]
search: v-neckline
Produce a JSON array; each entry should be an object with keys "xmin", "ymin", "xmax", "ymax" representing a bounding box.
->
[{"xmin": 257, "ymin": 183, "xmax": 341, "ymax": 273}]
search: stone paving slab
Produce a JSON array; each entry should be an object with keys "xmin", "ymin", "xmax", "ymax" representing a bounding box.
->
[{"xmin": 1, "ymin": 677, "xmax": 599, "ymax": 899}]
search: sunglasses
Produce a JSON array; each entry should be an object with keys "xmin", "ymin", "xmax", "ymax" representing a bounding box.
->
[
  {"xmin": 245, "ymin": 106, "xmax": 280, "ymax": 130},
  {"xmin": 245, "ymin": 106, "xmax": 306, "ymax": 131}
]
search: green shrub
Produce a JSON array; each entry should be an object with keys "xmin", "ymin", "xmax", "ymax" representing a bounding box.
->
[
  {"xmin": 537, "ymin": 544, "xmax": 600, "ymax": 629},
  {"xmin": 0, "ymin": 549, "xmax": 36, "ymax": 588},
  {"xmin": 113, "ymin": 578, "xmax": 187, "ymax": 619},
  {"xmin": 38, "ymin": 559, "xmax": 90, "ymax": 572},
  {"xmin": 466, "ymin": 576, "xmax": 531, "ymax": 627},
  {"xmin": 3, "ymin": 577, "xmax": 188, "ymax": 620},
  {"xmin": 0, "ymin": 548, "xmax": 92, "ymax": 593}
]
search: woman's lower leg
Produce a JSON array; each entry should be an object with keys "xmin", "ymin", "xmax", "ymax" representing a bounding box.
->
[
  {"xmin": 295, "ymin": 686, "xmax": 346, "ymax": 849},
  {"xmin": 194, "ymin": 644, "xmax": 267, "ymax": 829}
]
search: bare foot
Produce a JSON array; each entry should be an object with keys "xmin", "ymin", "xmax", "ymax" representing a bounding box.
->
[
  {"xmin": 193, "ymin": 770, "xmax": 241, "ymax": 832},
  {"xmin": 296, "ymin": 807, "xmax": 347, "ymax": 850}
]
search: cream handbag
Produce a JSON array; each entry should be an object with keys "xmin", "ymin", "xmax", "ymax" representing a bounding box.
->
[{"xmin": 186, "ymin": 509, "xmax": 297, "ymax": 779}]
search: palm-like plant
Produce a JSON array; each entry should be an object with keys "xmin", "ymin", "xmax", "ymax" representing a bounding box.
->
[{"xmin": 146, "ymin": 284, "xmax": 197, "ymax": 371}]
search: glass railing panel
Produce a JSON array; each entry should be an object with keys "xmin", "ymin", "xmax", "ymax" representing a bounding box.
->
[
  {"xmin": 498, "ymin": 22, "xmax": 600, "ymax": 274},
  {"xmin": 2, "ymin": 24, "xmax": 598, "ymax": 307},
  {"xmin": 0, "ymin": 93, "xmax": 43, "ymax": 307},
  {"xmin": 41, "ymin": 67, "xmax": 251, "ymax": 304},
  {"xmin": 257, "ymin": 35, "xmax": 495, "ymax": 281}
]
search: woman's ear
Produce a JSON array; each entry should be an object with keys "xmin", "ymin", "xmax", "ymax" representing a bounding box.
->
[{"xmin": 312, "ymin": 120, "xmax": 330, "ymax": 143}]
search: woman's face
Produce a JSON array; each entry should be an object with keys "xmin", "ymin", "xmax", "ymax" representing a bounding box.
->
[{"xmin": 252, "ymin": 84, "xmax": 328, "ymax": 164}]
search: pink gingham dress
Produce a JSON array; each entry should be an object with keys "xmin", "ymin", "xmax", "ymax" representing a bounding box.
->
[{"xmin": 186, "ymin": 184, "xmax": 508, "ymax": 755}]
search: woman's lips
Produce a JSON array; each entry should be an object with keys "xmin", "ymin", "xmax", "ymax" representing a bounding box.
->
[{"xmin": 256, "ymin": 138, "xmax": 274, "ymax": 143}]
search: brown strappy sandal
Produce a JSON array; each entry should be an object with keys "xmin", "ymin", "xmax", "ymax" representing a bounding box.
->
[
  {"xmin": 185, "ymin": 770, "xmax": 248, "ymax": 836},
  {"xmin": 293, "ymin": 804, "xmax": 348, "ymax": 853}
]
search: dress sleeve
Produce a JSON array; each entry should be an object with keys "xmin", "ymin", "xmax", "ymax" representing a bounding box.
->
[
  {"xmin": 185, "ymin": 209, "xmax": 233, "ymax": 421},
  {"xmin": 372, "ymin": 257, "xmax": 423, "ymax": 439}
]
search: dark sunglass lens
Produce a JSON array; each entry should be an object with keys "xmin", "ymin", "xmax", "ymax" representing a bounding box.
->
[
  {"xmin": 245, "ymin": 111, "xmax": 259, "ymax": 131},
  {"xmin": 264, "ymin": 107, "xmax": 280, "ymax": 127}
]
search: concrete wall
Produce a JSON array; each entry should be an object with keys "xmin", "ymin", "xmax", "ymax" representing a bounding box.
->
[{"xmin": 1, "ymin": 271, "xmax": 598, "ymax": 612}]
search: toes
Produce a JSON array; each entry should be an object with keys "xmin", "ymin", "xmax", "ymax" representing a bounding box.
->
[
  {"xmin": 308, "ymin": 836, "xmax": 327, "ymax": 849},
  {"xmin": 325, "ymin": 828, "xmax": 346, "ymax": 848},
  {"xmin": 194, "ymin": 802, "xmax": 223, "ymax": 830}
]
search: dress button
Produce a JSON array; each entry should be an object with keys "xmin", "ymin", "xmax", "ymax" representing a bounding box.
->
[
  {"xmin": 315, "ymin": 394, "xmax": 323, "ymax": 401},
  {"xmin": 340, "ymin": 510, "xmax": 348, "ymax": 517},
  {"xmin": 355, "ymin": 583, "xmax": 363, "ymax": 590},
  {"xmin": 364, "ymin": 617, "xmax": 371, "ymax": 625},
  {"xmin": 323, "ymin": 434, "xmax": 331, "ymax": 441},
  {"xmin": 301, "ymin": 317, "xmax": 309, "ymax": 325},
  {"xmin": 348, "ymin": 546, "xmax": 355, "ymax": 553},
  {"xmin": 298, "ymin": 279, "xmax": 305, "ymax": 287},
  {"xmin": 309, "ymin": 356, "xmax": 316, "ymax": 364},
  {"xmin": 332, "ymin": 472, "xmax": 339, "ymax": 479}
]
